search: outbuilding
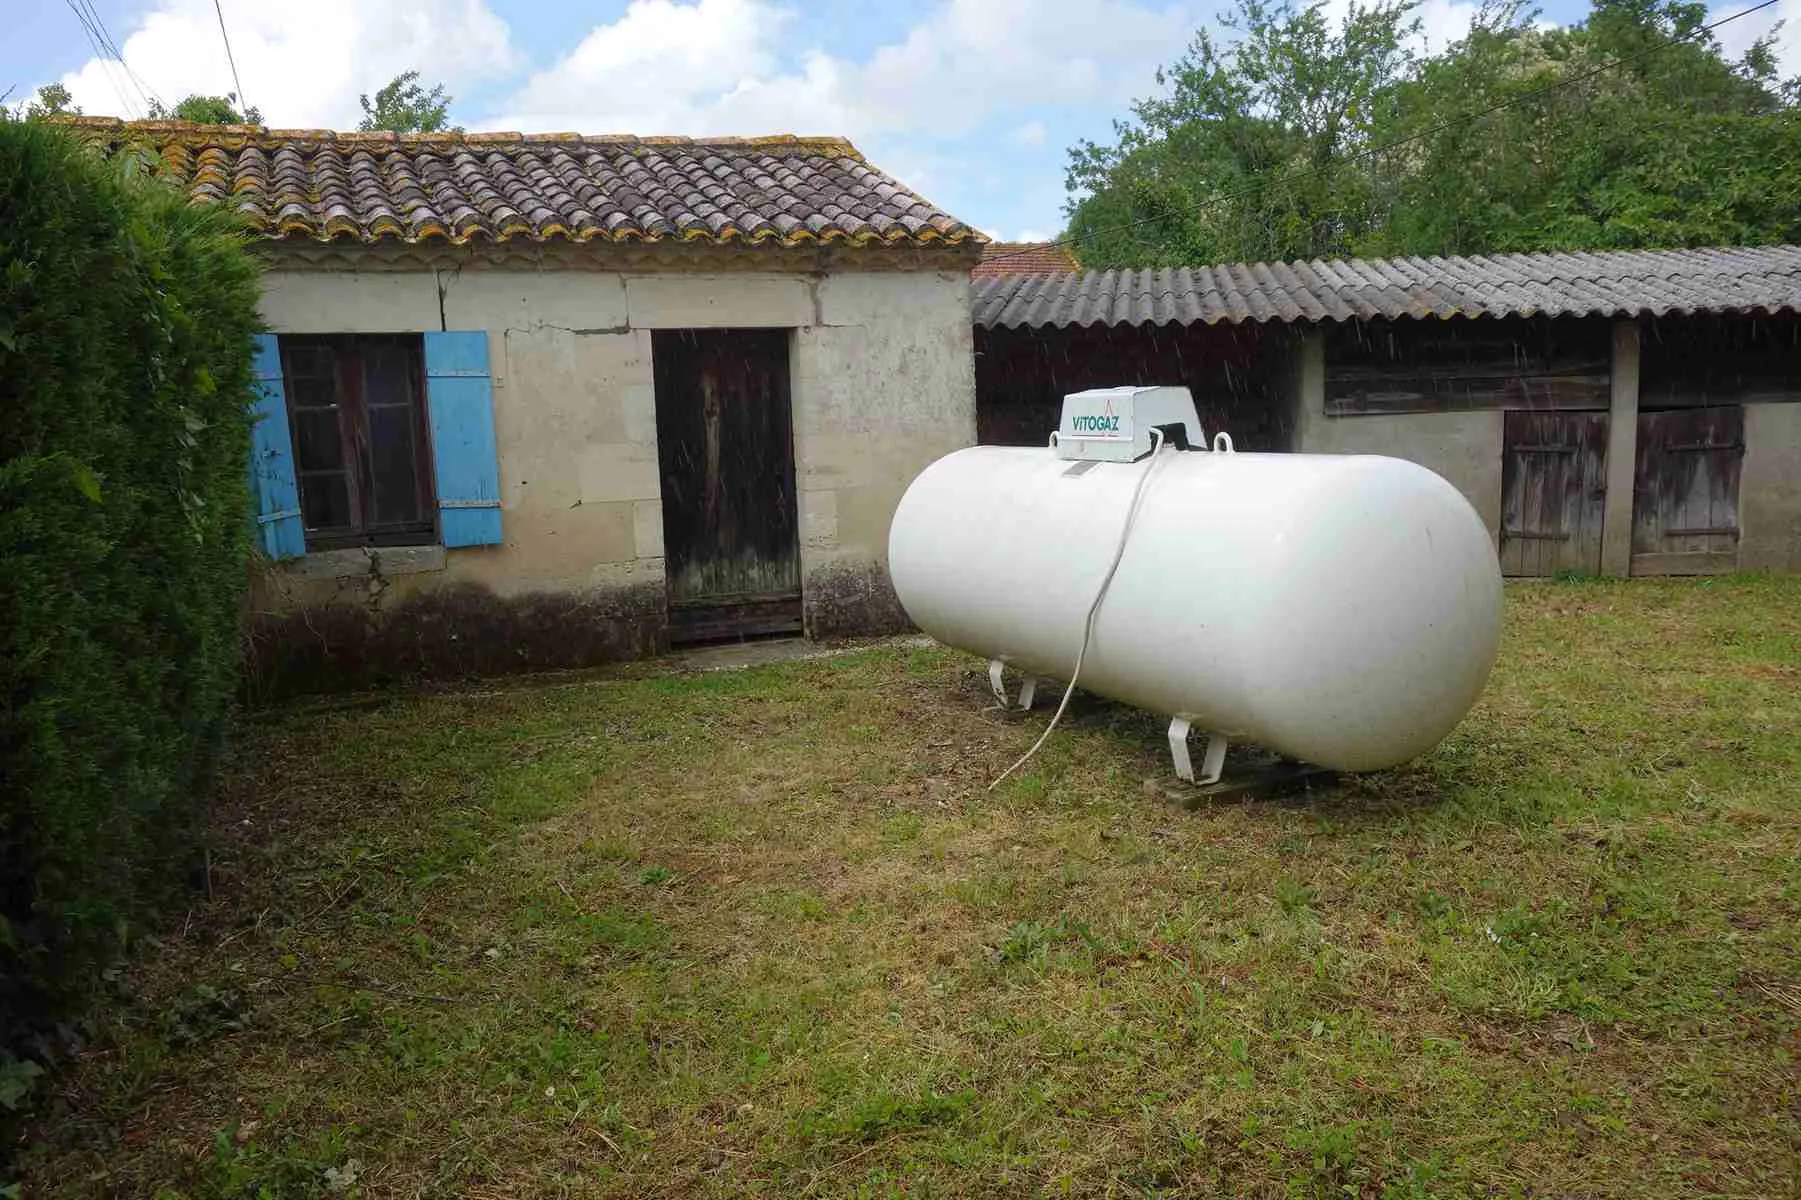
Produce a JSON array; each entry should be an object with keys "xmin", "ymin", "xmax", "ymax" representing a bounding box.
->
[
  {"xmin": 77, "ymin": 119, "xmax": 982, "ymax": 692},
  {"xmin": 975, "ymin": 246, "xmax": 1801, "ymax": 576}
]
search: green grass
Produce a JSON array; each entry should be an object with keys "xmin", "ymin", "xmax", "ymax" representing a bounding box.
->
[{"xmin": 17, "ymin": 577, "xmax": 1800, "ymax": 1198}]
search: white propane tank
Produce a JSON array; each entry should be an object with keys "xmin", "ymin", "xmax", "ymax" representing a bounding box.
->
[{"xmin": 888, "ymin": 392, "xmax": 1503, "ymax": 776}]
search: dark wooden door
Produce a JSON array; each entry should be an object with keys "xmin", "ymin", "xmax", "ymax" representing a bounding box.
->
[
  {"xmin": 653, "ymin": 329, "xmax": 802, "ymax": 642},
  {"xmin": 1631, "ymin": 407, "xmax": 1744, "ymax": 575},
  {"xmin": 1499, "ymin": 411, "xmax": 1608, "ymax": 577}
]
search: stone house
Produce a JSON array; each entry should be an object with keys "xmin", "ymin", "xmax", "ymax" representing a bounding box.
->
[{"xmin": 75, "ymin": 118, "xmax": 982, "ymax": 692}]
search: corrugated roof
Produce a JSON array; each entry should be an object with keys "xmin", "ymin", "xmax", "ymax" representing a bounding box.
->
[
  {"xmin": 973, "ymin": 245, "xmax": 1801, "ymax": 327},
  {"xmin": 972, "ymin": 241, "xmax": 1080, "ymax": 277},
  {"xmin": 63, "ymin": 117, "xmax": 982, "ymax": 251}
]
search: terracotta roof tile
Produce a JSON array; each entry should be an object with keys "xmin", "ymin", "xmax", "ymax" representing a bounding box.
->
[
  {"xmin": 64, "ymin": 117, "xmax": 982, "ymax": 252},
  {"xmin": 972, "ymin": 241, "xmax": 1081, "ymax": 277}
]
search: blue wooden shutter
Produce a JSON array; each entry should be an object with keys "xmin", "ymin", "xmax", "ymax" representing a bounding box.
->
[
  {"xmin": 424, "ymin": 331, "xmax": 503, "ymax": 547},
  {"xmin": 249, "ymin": 334, "xmax": 306, "ymax": 560}
]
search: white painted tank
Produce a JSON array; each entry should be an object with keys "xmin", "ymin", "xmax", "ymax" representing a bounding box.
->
[{"xmin": 888, "ymin": 446, "xmax": 1503, "ymax": 772}]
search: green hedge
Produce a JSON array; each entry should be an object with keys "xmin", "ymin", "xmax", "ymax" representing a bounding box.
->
[{"xmin": 0, "ymin": 120, "xmax": 261, "ymax": 1090}]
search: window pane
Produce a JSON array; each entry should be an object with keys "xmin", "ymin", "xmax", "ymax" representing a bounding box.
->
[
  {"xmin": 288, "ymin": 375, "xmax": 338, "ymax": 410},
  {"xmin": 284, "ymin": 343, "xmax": 336, "ymax": 380},
  {"xmin": 280, "ymin": 333, "xmax": 430, "ymax": 546},
  {"xmin": 363, "ymin": 343, "xmax": 415, "ymax": 408},
  {"xmin": 368, "ymin": 404, "xmax": 422, "ymax": 526},
  {"xmin": 293, "ymin": 408, "xmax": 344, "ymax": 471},
  {"xmin": 299, "ymin": 471, "xmax": 351, "ymax": 531}
]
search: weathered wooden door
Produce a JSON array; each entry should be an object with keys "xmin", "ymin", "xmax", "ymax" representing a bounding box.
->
[
  {"xmin": 1631, "ymin": 407, "xmax": 1744, "ymax": 575},
  {"xmin": 1499, "ymin": 411, "xmax": 1608, "ymax": 576},
  {"xmin": 653, "ymin": 329, "xmax": 802, "ymax": 642}
]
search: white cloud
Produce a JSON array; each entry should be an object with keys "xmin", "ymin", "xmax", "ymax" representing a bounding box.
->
[
  {"xmin": 1312, "ymin": 0, "xmax": 1481, "ymax": 55},
  {"xmin": 499, "ymin": 0, "xmax": 791, "ymax": 132},
  {"xmin": 55, "ymin": 0, "xmax": 519, "ymax": 126},
  {"xmin": 1415, "ymin": 0, "xmax": 1480, "ymax": 53},
  {"xmin": 491, "ymin": 0, "xmax": 1200, "ymax": 139},
  {"xmin": 478, "ymin": 0, "xmax": 1200, "ymax": 212},
  {"xmin": 494, "ymin": 0, "xmax": 827, "ymax": 133},
  {"xmin": 1014, "ymin": 228, "xmax": 1051, "ymax": 241},
  {"xmin": 1711, "ymin": 0, "xmax": 1801, "ymax": 78},
  {"xmin": 1012, "ymin": 119, "xmax": 1049, "ymax": 146}
]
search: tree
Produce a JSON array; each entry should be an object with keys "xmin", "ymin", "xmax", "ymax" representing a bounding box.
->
[
  {"xmin": 1066, "ymin": 0, "xmax": 1421, "ymax": 266},
  {"xmin": 1372, "ymin": 0, "xmax": 1797, "ymax": 255},
  {"xmin": 358, "ymin": 71, "xmax": 458, "ymax": 133},
  {"xmin": 1066, "ymin": 0, "xmax": 1801, "ymax": 266},
  {"xmin": 147, "ymin": 94, "xmax": 262, "ymax": 125},
  {"xmin": 24, "ymin": 83, "xmax": 78, "ymax": 119}
]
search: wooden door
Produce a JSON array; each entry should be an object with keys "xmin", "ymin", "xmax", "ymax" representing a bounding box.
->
[
  {"xmin": 1631, "ymin": 407, "xmax": 1744, "ymax": 575},
  {"xmin": 1499, "ymin": 411, "xmax": 1608, "ymax": 576},
  {"xmin": 653, "ymin": 329, "xmax": 802, "ymax": 642}
]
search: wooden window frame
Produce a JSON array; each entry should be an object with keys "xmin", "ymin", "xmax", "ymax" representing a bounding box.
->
[{"xmin": 279, "ymin": 334, "xmax": 438, "ymax": 550}]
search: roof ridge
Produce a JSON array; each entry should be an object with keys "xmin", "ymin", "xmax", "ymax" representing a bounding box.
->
[
  {"xmin": 53, "ymin": 116, "xmax": 981, "ymax": 251},
  {"xmin": 52, "ymin": 116, "xmax": 867, "ymax": 158}
]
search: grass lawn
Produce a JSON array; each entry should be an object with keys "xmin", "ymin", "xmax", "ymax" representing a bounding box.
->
[{"xmin": 18, "ymin": 578, "xmax": 1800, "ymax": 1198}]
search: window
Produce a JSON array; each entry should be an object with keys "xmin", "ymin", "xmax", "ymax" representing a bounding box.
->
[{"xmin": 280, "ymin": 335, "xmax": 436, "ymax": 548}]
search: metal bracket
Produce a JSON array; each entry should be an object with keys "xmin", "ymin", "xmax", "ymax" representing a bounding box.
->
[
  {"xmin": 989, "ymin": 659, "xmax": 1041, "ymax": 711},
  {"xmin": 1168, "ymin": 717, "xmax": 1227, "ymax": 785}
]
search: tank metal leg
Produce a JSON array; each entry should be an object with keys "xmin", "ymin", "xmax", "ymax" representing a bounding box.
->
[
  {"xmin": 1169, "ymin": 717, "xmax": 1227, "ymax": 785},
  {"xmin": 989, "ymin": 659, "xmax": 1041, "ymax": 712},
  {"xmin": 1199, "ymin": 734, "xmax": 1228, "ymax": 785}
]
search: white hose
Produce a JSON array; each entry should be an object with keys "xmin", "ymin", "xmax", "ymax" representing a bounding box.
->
[{"xmin": 988, "ymin": 428, "xmax": 1172, "ymax": 792}]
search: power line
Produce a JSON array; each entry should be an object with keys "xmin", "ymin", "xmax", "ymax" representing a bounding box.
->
[
  {"xmin": 211, "ymin": 0, "xmax": 250, "ymax": 121},
  {"xmin": 61, "ymin": 0, "xmax": 138, "ymax": 117},
  {"xmin": 988, "ymin": 0, "xmax": 1784, "ymax": 268},
  {"xmin": 66, "ymin": 0, "xmax": 158, "ymax": 115},
  {"xmin": 75, "ymin": 0, "xmax": 163, "ymax": 113}
]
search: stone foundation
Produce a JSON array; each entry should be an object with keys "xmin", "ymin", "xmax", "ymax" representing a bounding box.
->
[
  {"xmin": 245, "ymin": 555, "xmax": 920, "ymax": 698},
  {"xmin": 245, "ymin": 581, "xmax": 667, "ymax": 699},
  {"xmin": 802, "ymin": 559, "xmax": 911, "ymax": 638}
]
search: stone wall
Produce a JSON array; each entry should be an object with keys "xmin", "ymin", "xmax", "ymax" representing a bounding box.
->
[{"xmin": 249, "ymin": 258, "xmax": 974, "ymax": 693}]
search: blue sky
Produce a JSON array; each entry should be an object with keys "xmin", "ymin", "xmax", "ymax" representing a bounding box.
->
[{"xmin": 10, "ymin": 0, "xmax": 1792, "ymax": 240}]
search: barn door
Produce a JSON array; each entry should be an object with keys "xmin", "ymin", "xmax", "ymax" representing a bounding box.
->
[
  {"xmin": 1631, "ymin": 407, "xmax": 1744, "ymax": 575},
  {"xmin": 653, "ymin": 329, "xmax": 802, "ymax": 643},
  {"xmin": 1499, "ymin": 411, "xmax": 1608, "ymax": 576}
]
